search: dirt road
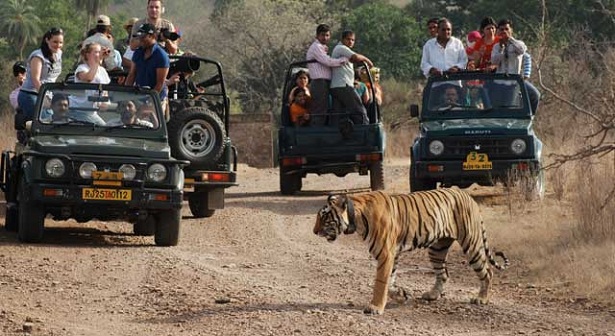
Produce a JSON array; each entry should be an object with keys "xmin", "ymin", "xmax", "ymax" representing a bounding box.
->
[{"xmin": 1, "ymin": 161, "xmax": 613, "ymax": 335}]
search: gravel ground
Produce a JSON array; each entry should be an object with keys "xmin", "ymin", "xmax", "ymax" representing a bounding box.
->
[{"xmin": 1, "ymin": 160, "xmax": 614, "ymax": 336}]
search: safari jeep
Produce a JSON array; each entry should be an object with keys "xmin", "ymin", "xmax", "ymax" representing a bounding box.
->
[
  {"xmin": 277, "ymin": 61, "xmax": 385, "ymax": 195},
  {"xmin": 1, "ymin": 82, "xmax": 187, "ymax": 245},
  {"xmin": 409, "ymin": 72, "xmax": 544, "ymax": 199},
  {"xmin": 166, "ymin": 56, "xmax": 238, "ymax": 218}
]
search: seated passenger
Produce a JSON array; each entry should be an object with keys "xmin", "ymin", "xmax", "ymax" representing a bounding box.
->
[
  {"xmin": 136, "ymin": 100, "xmax": 159, "ymax": 128},
  {"xmin": 353, "ymin": 69, "xmax": 370, "ymax": 107},
  {"xmin": 41, "ymin": 93, "xmax": 71, "ymax": 123},
  {"xmin": 289, "ymin": 88, "xmax": 310, "ymax": 126},
  {"xmin": 437, "ymin": 86, "xmax": 462, "ymax": 110},
  {"xmin": 465, "ymin": 84, "xmax": 485, "ymax": 109},
  {"xmin": 107, "ymin": 100, "xmax": 154, "ymax": 127},
  {"xmin": 288, "ymin": 69, "xmax": 310, "ymax": 104}
]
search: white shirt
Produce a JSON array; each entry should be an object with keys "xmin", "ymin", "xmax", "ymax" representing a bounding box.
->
[
  {"xmin": 420, "ymin": 37, "xmax": 467, "ymax": 77},
  {"xmin": 330, "ymin": 43, "xmax": 355, "ymax": 88},
  {"xmin": 306, "ymin": 39, "xmax": 346, "ymax": 80},
  {"xmin": 74, "ymin": 63, "xmax": 111, "ymax": 84},
  {"xmin": 491, "ymin": 37, "xmax": 527, "ymax": 75}
]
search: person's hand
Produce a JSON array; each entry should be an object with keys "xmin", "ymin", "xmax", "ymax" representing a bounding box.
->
[
  {"xmin": 166, "ymin": 73, "xmax": 180, "ymax": 86},
  {"xmin": 448, "ymin": 66, "xmax": 460, "ymax": 73},
  {"xmin": 429, "ymin": 67, "xmax": 442, "ymax": 76}
]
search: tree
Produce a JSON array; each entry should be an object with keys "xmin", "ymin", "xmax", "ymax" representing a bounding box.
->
[
  {"xmin": 208, "ymin": 0, "xmax": 339, "ymax": 113},
  {"xmin": 74, "ymin": 0, "xmax": 110, "ymax": 30},
  {"xmin": 341, "ymin": 2, "xmax": 423, "ymax": 80},
  {"xmin": 0, "ymin": 0, "xmax": 42, "ymax": 59}
]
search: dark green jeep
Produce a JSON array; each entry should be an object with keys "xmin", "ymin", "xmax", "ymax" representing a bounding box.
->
[
  {"xmin": 409, "ymin": 72, "xmax": 544, "ymax": 198},
  {"xmin": 277, "ymin": 61, "xmax": 385, "ymax": 194},
  {"xmin": 1, "ymin": 83, "xmax": 187, "ymax": 245}
]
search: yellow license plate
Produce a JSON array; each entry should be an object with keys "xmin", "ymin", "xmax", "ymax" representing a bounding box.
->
[
  {"xmin": 82, "ymin": 188, "xmax": 132, "ymax": 201},
  {"xmin": 463, "ymin": 152, "xmax": 493, "ymax": 170}
]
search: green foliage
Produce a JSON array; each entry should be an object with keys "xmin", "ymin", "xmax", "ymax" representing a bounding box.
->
[
  {"xmin": 342, "ymin": 2, "xmax": 423, "ymax": 79},
  {"xmin": 0, "ymin": 0, "xmax": 42, "ymax": 59}
]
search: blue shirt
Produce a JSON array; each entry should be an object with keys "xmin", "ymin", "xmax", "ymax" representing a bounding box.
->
[{"xmin": 132, "ymin": 43, "xmax": 170, "ymax": 99}]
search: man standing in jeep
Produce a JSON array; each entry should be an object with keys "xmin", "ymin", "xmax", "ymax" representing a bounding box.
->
[
  {"xmin": 131, "ymin": 0, "xmax": 178, "ymax": 55},
  {"xmin": 306, "ymin": 24, "xmax": 348, "ymax": 126}
]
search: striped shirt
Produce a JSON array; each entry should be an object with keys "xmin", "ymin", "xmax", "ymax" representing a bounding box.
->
[
  {"xmin": 522, "ymin": 52, "xmax": 532, "ymax": 79},
  {"xmin": 306, "ymin": 39, "xmax": 346, "ymax": 80}
]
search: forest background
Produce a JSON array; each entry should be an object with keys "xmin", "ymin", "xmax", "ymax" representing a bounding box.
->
[{"xmin": 0, "ymin": 0, "xmax": 614, "ymax": 302}]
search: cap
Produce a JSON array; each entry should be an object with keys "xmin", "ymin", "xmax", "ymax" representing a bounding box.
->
[
  {"xmin": 97, "ymin": 14, "xmax": 111, "ymax": 26},
  {"xmin": 467, "ymin": 30, "xmax": 481, "ymax": 43},
  {"xmin": 13, "ymin": 61, "xmax": 26, "ymax": 76},
  {"xmin": 133, "ymin": 23, "xmax": 156, "ymax": 37},
  {"xmin": 124, "ymin": 17, "xmax": 139, "ymax": 29}
]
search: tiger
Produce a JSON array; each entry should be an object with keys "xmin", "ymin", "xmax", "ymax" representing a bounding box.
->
[{"xmin": 313, "ymin": 188, "xmax": 509, "ymax": 315}]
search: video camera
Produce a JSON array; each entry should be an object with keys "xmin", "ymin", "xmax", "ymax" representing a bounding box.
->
[{"xmin": 159, "ymin": 28, "xmax": 180, "ymax": 41}]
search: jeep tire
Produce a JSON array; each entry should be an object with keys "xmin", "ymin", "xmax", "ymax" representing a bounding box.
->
[
  {"xmin": 188, "ymin": 192, "xmax": 215, "ymax": 218},
  {"xmin": 134, "ymin": 215, "xmax": 156, "ymax": 236},
  {"xmin": 369, "ymin": 161, "xmax": 385, "ymax": 191},
  {"xmin": 410, "ymin": 163, "xmax": 437, "ymax": 192},
  {"xmin": 280, "ymin": 167, "xmax": 302, "ymax": 195},
  {"xmin": 18, "ymin": 176, "xmax": 45, "ymax": 243},
  {"xmin": 154, "ymin": 209, "xmax": 181, "ymax": 246},
  {"xmin": 167, "ymin": 106, "xmax": 226, "ymax": 167}
]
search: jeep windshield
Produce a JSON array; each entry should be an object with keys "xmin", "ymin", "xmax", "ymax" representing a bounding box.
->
[
  {"xmin": 36, "ymin": 84, "xmax": 162, "ymax": 130},
  {"xmin": 422, "ymin": 73, "xmax": 531, "ymax": 120}
]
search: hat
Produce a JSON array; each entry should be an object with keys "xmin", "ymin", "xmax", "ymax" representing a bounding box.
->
[
  {"xmin": 97, "ymin": 14, "xmax": 111, "ymax": 26},
  {"xmin": 12, "ymin": 61, "xmax": 26, "ymax": 76},
  {"xmin": 133, "ymin": 23, "xmax": 156, "ymax": 37},
  {"xmin": 124, "ymin": 17, "xmax": 139, "ymax": 29},
  {"xmin": 467, "ymin": 30, "xmax": 481, "ymax": 43}
]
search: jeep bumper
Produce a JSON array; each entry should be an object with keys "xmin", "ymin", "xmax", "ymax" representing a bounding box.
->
[{"xmin": 414, "ymin": 159, "xmax": 541, "ymax": 184}]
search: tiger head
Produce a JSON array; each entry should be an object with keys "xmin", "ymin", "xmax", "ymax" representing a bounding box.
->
[{"xmin": 313, "ymin": 194, "xmax": 355, "ymax": 242}]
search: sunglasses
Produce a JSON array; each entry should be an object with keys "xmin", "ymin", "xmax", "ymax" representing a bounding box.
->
[{"xmin": 47, "ymin": 27, "xmax": 64, "ymax": 35}]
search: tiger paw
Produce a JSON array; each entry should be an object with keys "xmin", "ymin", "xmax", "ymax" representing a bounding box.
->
[
  {"xmin": 470, "ymin": 296, "xmax": 489, "ymax": 305},
  {"xmin": 363, "ymin": 305, "xmax": 384, "ymax": 315},
  {"xmin": 421, "ymin": 289, "xmax": 442, "ymax": 301}
]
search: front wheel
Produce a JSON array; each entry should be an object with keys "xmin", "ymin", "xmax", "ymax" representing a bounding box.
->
[
  {"xmin": 154, "ymin": 209, "xmax": 181, "ymax": 246},
  {"xmin": 409, "ymin": 164, "xmax": 437, "ymax": 192},
  {"xmin": 18, "ymin": 176, "xmax": 45, "ymax": 243},
  {"xmin": 134, "ymin": 215, "xmax": 156, "ymax": 236},
  {"xmin": 369, "ymin": 161, "xmax": 385, "ymax": 191}
]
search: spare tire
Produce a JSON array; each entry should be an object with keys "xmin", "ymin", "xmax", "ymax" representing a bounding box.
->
[{"xmin": 167, "ymin": 106, "xmax": 226, "ymax": 165}]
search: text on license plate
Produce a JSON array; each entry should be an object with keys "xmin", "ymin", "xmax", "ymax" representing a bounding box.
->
[
  {"xmin": 82, "ymin": 188, "xmax": 132, "ymax": 201},
  {"xmin": 462, "ymin": 151, "xmax": 493, "ymax": 170}
]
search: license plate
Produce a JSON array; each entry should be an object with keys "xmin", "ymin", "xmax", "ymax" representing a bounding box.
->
[
  {"xmin": 463, "ymin": 152, "xmax": 492, "ymax": 170},
  {"xmin": 82, "ymin": 188, "xmax": 132, "ymax": 201}
]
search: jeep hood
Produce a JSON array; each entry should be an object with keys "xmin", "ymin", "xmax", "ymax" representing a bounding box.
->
[
  {"xmin": 30, "ymin": 135, "xmax": 171, "ymax": 159},
  {"xmin": 422, "ymin": 118, "xmax": 532, "ymax": 136}
]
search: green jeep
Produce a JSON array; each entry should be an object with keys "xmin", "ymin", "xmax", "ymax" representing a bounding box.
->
[
  {"xmin": 1, "ymin": 83, "xmax": 187, "ymax": 245},
  {"xmin": 277, "ymin": 61, "xmax": 385, "ymax": 195},
  {"xmin": 409, "ymin": 72, "xmax": 544, "ymax": 198}
]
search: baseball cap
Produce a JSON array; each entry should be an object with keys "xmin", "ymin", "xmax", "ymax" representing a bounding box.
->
[
  {"xmin": 97, "ymin": 14, "xmax": 111, "ymax": 26},
  {"xmin": 467, "ymin": 30, "xmax": 481, "ymax": 43},
  {"xmin": 13, "ymin": 61, "xmax": 26, "ymax": 76},
  {"xmin": 133, "ymin": 23, "xmax": 156, "ymax": 38}
]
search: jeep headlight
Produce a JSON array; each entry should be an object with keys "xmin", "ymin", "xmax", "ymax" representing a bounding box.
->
[
  {"xmin": 119, "ymin": 164, "xmax": 137, "ymax": 181},
  {"xmin": 45, "ymin": 158, "xmax": 65, "ymax": 178},
  {"xmin": 79, "ymin": 162, "xmax": 97, "ymax": 179},
  {"xmin": 147, "ymin": 163, "xmax": 167, "ymax": 182},
  {"xmin": 510, "ymin": 139, "xmax": 527, "ymax": 155},
  {"xmin": 429, "ymin": 140, "xmax": 445, "ymax": 156}
]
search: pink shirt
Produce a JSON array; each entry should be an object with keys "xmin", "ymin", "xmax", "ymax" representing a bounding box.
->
[{"xmin": 306, "ymin": 39, "xmax": 346, "ymax": 80}]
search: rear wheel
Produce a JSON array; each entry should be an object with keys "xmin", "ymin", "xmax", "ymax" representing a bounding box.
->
[
  {"xmin": 369, "ymin": 161, "xmax": 385, "ymax": 191},
  {"xmin": 280, "ymin": 168, "xmax": 302, "ymax": 195},
  {"xmin": 4, "ymin": 203, "xmax": 18, "ymax": 232},
  {"xmin": 154, "ymin": 209, "xmax": 181, "ymax": 246},
  {"xmin": 133, "ymin": 215, "xmax": 156, "ymax": 236},
  {"xmin": 188, "ymin": 192, "xmax": 216, "ymax": 218},
  {"xmin": 18, "ymin": 176, "xmax": 45, "ymax": 243}
]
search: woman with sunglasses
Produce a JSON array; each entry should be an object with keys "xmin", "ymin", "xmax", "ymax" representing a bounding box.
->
[{"xmin": 17, "ymin": 28, "xmax": 64, "ymax": 121}]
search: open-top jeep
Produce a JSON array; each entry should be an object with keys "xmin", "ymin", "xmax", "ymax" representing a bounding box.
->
[
  {"xmin": 166, "ymin": 56, "xmax": 237, "ymax": 217},
  {"xmin": 1, "ymin": 82, "xmax": 187, "ymax": 245},
  {"xmin": 277, "ymin": 61, "xmax": 385, "ymax": 194},
  {"xmin": 409, "ymin": 72, "xmax": 544, "ymax": 198}
]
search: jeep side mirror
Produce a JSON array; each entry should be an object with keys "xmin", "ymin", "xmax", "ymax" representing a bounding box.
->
[{"xmin": 410, "ymin": 104, "xmax": 419, "ymax": 118}]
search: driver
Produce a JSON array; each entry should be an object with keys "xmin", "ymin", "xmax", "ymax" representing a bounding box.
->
[{"xmin": 437, "ymin": 86, "xmax": 462, "ymax": 110}]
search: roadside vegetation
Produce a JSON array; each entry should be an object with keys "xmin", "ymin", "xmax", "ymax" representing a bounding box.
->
[{"xmin": 0, "ymin": 0, "xmax": 613, "ymax": 304}]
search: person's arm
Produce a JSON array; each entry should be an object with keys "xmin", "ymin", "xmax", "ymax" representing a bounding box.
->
[
  {"xmin": 125, "ymin": 63, "xmax": 136, "ymax": 86},
  {"xmin": 420, "ymin": 43, "xmax": 438, "ymax": 77},
  {"xmin": 491, "ymin": 43, "xmax": 504, "ymax": 66},
  {"xmin": 29, "ymin": 57, "xmax": 44, "ymax": 90},
  {"xmin": 154, "ymin": 67, "xmax": 169, "ymax": 93},
  {"xmin": 349, "ymin": 53, "xmax": 373, "ymax": 68},
  {"xmin": 509, "ymin": 38, "xmax": 527, "ymax": 56},
  {"xmin": 451, "ymin": 39, "xmax": 468, "ymax": 71},
  {"xmin": 312, "ymin": 44, "xmax": 347, "ymax": 67},
  {"xmin": 76, "ymin": 62, "xmax": 99, "ymax": 82}
]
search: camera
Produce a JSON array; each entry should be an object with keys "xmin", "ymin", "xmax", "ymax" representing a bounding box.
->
[{"xmin": 159, "ymin": 28, "xmax": 180, "ymax": 41}]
